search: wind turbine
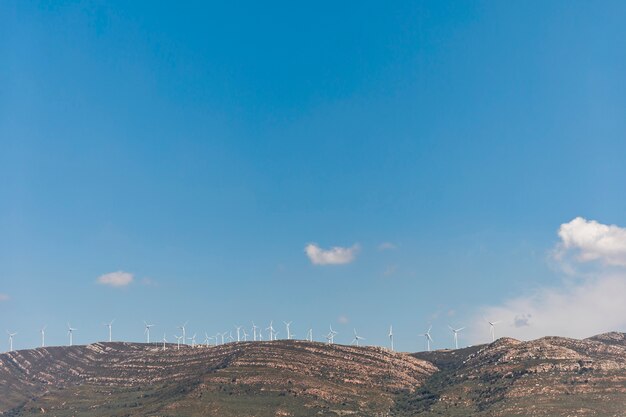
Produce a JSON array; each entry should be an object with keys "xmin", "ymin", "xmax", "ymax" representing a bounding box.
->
[
  {"xmin": 251, "ymin": 322, "xmax": 258, "ymax": 341},
  {"xmin": 283, "ymin": 321, "xmax": 292, "ymax": 340},
  {"xmin": 67, "ymin": 323, "xmax": 77, "ymax": 346},
  {"xmin": 419, "ymin": 326, "xmax": 433, "ymax": 352},
  {"xmin": 227, "ymin": 331, "xmax": 235, "ymax": 343},
  {"xmin": 188, "ymin": 333, "xmax": 197, "ymax": 348},
  {"xmin": 204, "ymin": 332, "xmax": 211, "ymax": 347},
  {"xmin": 178, "ymin": 322, "xmax": 188, "ymax": 346},
  {"xmin": 103, "ymin": 319, "xmax": 114, "ymax": 342},
  {"xmin": 220, "ymin": 332, "xmax": 228, "ymax": 345},
  {"xmin": 162, "ymin": 334, "xmax": 168, "ymax": 350},
  {"xmin": 448, "ymin": 325, "xmax": 465, "ymax": 349},
  {"xmin": 144, "ymin": 321, "xmax": 155, "ymax": 343},
  {"xmin": 326, "ymin": 325, "xmax": 338, "ymax": 344},
  {"xmin": 351, "ymin": 329, "xmax": 365, "ymax": 346},
  {"xmin": 266, "ymin": 321, "xmax": 275, "ymax": 341},
  {"xmin": 242, "ymin": 328, "xmax": 249, "ymax": 341},
  {"xmin": 7, "ymin": 331, "xmax": 16, "ymax": 352},
  {"xmin": 329, "ymin": 325, "xmax": 338, "ymax": 344},
  {"xmin": 486, "ymin": 319, "xmax": 501, "ymax": 342},
  {"xmin": 40, "ymin": 326, "xmax": 46, "ymax": 348},
  {"xmin": 235, "ymin": 325, "xmax": 242, "ymax": 342},
  {"xmin": 388, "ymin": 325, "xmax": 394, "ymax": 351},
  {"xmin": 306, "ymin": 328, "xmax": 313, "ymax": 342},
  {"xmin": 174, "ymin": 335, "xmax": 183, "ymax": 350}
]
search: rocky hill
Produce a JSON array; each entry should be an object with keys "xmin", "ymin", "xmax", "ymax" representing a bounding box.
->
[
  {"xmin": 0, "ymin": 340, "xmax": 435, "ymax": 416},
  {"xmin": 1, "ymin": 334, "xmax": 626, "ymax": 416},
  {"xmin": 402, "ymin": 332, "xmax": 626, "ymax": 416}
]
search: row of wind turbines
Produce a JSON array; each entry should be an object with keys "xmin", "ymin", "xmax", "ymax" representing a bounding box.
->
[{"xmin": 4, "ymin": 319, "xmax": 503, "ymax": 353}]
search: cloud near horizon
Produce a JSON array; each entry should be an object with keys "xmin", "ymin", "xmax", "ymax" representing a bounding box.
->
[
  {"xmin": 468, "ymin": 217, "xmax": 626, "ymax": 343},
  {"xmin": 305, "ymin": 243, "xmax": 359, "ymax": 265},
  {"xmin": 378, "ymin": 242, "xmax": 397, "ymax": 251},
  {"xmin": 97, "ymin": 271, "xmax": 134, "ymax": 287}
]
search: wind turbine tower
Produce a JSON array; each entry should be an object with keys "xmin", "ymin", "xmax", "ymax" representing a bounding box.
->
[
  {"xmin": 67, "ymin": 323, "xmax": 77, "ymax": 346},
  {"xmin": 328, "ymin": 325, "xmax": 338, "ymax": 344},
  {"xmin": 419, "ymin": 325, "xmax": 433, "ymax": 352},
  {"xmin": 266, "ymin": 321, "xmax": 275, "ymax": 341},
  {"xmin": 448, "ymin": 325, "xmax": 466, "ymax": 349},
  {"xmin": 7, "ymin": 331, "xmax": 16, "ymax": 352},
  {"xmin": 283, "ymin": 321, "xmax": 292, "ymax": 340},
  {"xmin": 389, "ymin": 325, "xmax": 394, "ymax": 351},
  {"xmin": 487, "ymin": 319, "xmax": 501, "ymax": 342},
  {"xmin": 104, "ymin": 320, "xmax": 114, "ymax": 342},
  {"xmin": 41, "ymin": 326, "xmax": 46, "ymax": 348},
  {"xmin": 252, "ymin": 322, "xmax": 258, "ymax": 341},
  {"xmin": 144, "ymin": 321, "xmax": 155, "ymax": 343},
  {"xmin": 175, "ymin": 335, "xmax": 183, "ymax": 350},
  {"xmin": 235, "ymin": 325, "xmax": 242, "ymax": 342},
  {"xmin": 351, "ymin": 329, "xmax": 365, "ymax": 346},
  {"xmin": 178, "ymin": 322, "xmax": 188, "ymax": 346}
]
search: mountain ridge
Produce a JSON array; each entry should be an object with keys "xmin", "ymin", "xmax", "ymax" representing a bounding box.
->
[{"xmin": 2, "ymin": 333, "xmax": 626, "ymax": 416}]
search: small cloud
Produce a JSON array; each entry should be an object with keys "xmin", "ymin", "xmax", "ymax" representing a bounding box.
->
[
  {"xmin": 97, "ymin": 271, "xmax": 134, "ymax": 287},
  {"xmin": 514, "ymin": 313, "xmax": 532, "ymax": 327},
  {"xmin": 383, "ymin": 264, "xmax": 398, "ymax": 277},
  {"xmin": 555, "ymin": 217, "xmax": 626, "ymax": 267},
  {"xmin": 305, "ymin": 243, "xmax": 359, "ymax": 265},
  {"xmin": 337, "ymin": 315, "xmax": 350, "ymax": 324},
  {"xmin": 0, "ymin": 293, "xmax": 9, "ymax": 302},
  {"xmin": 378, "ymin": 242, "xmax": 397, "ymax": 251}
]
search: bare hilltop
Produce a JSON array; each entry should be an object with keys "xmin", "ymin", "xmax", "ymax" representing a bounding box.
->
[{"xmin": 1, "ymin": 333, "xmax": 626, "ymax": 416}]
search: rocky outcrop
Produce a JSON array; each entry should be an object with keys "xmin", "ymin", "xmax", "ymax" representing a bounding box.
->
[
  {"xmin": 0, "ymin": 340, "xmax": 436, "ymax": 416},
  {"xmin": 3, "ymin": 334, "xmax": 626, "ymax": 416}
]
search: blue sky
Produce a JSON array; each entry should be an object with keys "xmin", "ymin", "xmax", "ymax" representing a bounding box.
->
[{"xmin": 2, "ymin": 1, "xmax": 626, "ymax": 351}]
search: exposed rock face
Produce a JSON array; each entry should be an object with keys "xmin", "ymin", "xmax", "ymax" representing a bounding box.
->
[
  {"xmin": 2, "ymin": 334, "xmax": 626, "ymax": 416},
  {"xmin": 0, "ymin": 340, "xmax": 435, "ymax": 416},
  {"xmin": 401, "ymin": 333, "xmax": 626, "ymax": 416}
]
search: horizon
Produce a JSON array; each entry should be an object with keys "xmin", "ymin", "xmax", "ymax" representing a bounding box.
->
[{"xmin": 3, "ymin": 1, "xmax": 626, "ymax": 352}]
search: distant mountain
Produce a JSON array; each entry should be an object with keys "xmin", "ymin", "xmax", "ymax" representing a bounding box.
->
[{"xmin": 1, "ymin": 334, "xmax": 625, "ymax": 416}]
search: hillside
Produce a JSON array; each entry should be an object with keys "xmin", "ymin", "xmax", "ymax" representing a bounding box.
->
[
  {"xmin": 1, "ymin": 334, "xmax": 626, "ymax": 416},
  {"xmin": 401, "ymin": 332, "xmax": 626, "ymax": 416},
  {"xmin": 0, "ymin": 340, "xmax": 435, "ymax": 416}
]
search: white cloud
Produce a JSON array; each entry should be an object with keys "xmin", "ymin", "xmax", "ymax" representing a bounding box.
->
[
  {"xmin": 338, "ymin": 315, "xmax": 350, "ymax": 324},
  {"xmin": 467, "ymin": 218, "xmax": 626, "ymax": 343},
  {"xmin": 97, "ymin": 271, "xmax": 134, "ymax": 287},
  {"xmin": 469, "ymin": 274, "xmax": 626, "ymax": 342},
  {"xmin": 0, "ymin": 293, "xmax": 9, "ymax": 301},
  {"xmin": 378, "ymin": 242, "xmax": 397, "ymax": 251},
  {"xmin": 556, "ymin": 216, "xmax": 626, "ymax": 266},
  {"xmin": 305, "ymin": 243, "xmax": 359, "ymax": 265}
]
